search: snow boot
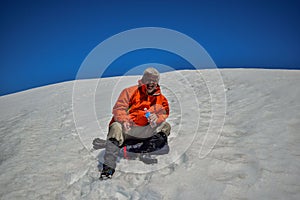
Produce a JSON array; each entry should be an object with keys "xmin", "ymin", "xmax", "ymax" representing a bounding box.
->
[
  {"xmin": 92, "ymin": 138, "xmax": 106, "ymax": 150},
  {"xmin": 139, "ymin": 153, "xmax": 158, "ymax": 164},
  {"xmin": 100, "ymin": 164, "xmax": 115, "ymax": 180}
]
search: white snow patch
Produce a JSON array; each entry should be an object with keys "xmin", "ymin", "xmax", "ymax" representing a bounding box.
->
[{"xmin": 0, "ymin": 69, "xmax": 299, "ymax": 199}]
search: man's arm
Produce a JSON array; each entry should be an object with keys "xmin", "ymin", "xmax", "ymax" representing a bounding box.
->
[
  {"xmin": 112, "ymin": 88, "xmax": 132, "ymax": 123},
  {"xmin": 150, "ymin": 95, "xmax": 170, "ymax": 125}
]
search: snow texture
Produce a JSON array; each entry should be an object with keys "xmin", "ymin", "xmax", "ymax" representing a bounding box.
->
[{"xmin": 0, "ymin": 69, "xmax": 299, "ymax": 200}]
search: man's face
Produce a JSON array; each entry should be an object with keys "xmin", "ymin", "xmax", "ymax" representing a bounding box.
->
[{"xmin": 144, "ymin": 75, "xmax": 159, "ymax": 94}]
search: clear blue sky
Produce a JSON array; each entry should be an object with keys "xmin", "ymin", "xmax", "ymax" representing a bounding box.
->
[{"xmin": 1, "ymin": 0, "xmax": 300, "ymax": 96}]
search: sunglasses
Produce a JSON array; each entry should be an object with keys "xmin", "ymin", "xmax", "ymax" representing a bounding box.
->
[{"xmin": 144, "ymin": 78, "xmax": 158, "ymax": 84}]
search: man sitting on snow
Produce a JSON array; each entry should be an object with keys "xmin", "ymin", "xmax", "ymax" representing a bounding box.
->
[{"xmin": 99, "ymin": 67, "xmax": 171, "ymax": 179}]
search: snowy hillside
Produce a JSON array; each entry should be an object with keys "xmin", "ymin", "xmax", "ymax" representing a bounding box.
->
[{"xmin": 0, "ymin": 69, "xmax": 299, "ymax": 200}]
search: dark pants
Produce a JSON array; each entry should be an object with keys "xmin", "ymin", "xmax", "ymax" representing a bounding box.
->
[{"xmin": 103, "ymin": 122, "xmax": 171, "ymax": 169}]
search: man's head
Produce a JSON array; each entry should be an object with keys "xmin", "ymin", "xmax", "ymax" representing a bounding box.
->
[{"xmin": 141, "ymin": 67, "xmax": 160, "ymax": 94}]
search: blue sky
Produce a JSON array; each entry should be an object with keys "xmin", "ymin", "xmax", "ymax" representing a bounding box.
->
[{"xmin": 1, "ymin": 0, "xmax": 300, "ymax": 96}]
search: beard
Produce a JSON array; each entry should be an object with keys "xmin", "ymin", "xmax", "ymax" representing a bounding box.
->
[{"xmin": 146, "ymin": 83, "xmax": 157, "ymax": 94}]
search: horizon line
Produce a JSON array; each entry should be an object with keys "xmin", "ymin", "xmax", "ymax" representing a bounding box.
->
[{"xmin": 1, "ymin": 66, "xmax": 299, "ymax": 97}]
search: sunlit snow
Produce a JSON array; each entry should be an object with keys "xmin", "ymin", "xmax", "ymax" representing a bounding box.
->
[{"xmin": 0, "ymin": 69, "xmax": 299, "ymax": 199}]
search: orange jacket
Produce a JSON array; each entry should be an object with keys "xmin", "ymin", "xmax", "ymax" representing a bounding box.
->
[{"xmin": 110, "ymin": 80, "xmax": 169, "ymax": 126}]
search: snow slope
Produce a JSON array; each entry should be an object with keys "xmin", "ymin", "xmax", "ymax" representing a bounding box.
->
[{"xmin": 0, "ymin": 69, "xmax": 299, "ymax": 199}]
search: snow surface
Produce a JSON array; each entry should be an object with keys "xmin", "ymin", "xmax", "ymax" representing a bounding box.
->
[{"xmin": 0, "ymin": 69, "xmax": 299, "ymax": 200}]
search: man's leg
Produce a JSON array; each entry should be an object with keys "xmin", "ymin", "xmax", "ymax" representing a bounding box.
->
[
  {"xmin": 104, "ymin": 121, "xmax": 171, "ymax": 156},
  {"xmin": 139, "ymin": 122, "xmax": 171, "ymax": 153},
  {"xmin": 156, "ymin": 121, "xmax": 171, "ymax": 136},
  {"xmin": 107, "ymin": 122, "xmax": 125, "ymax": 146},
  {"xmin": 125, "ymin": 121, "xmax": 171, "ymax": 140},
  {"xmin": 101, "ymin": 122, "xmax": 124, "ymax": 177}
]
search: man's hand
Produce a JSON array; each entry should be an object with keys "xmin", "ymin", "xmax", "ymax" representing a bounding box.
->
[
  {"xmin": 123, "ymin": 121, "xmax": 132, "ymax": 133},
  {"xmin": 148, "ymin": 113, "xmax": 158, "ymax": 127}
]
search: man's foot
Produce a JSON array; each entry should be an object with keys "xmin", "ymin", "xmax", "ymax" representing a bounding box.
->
[
  {"xmin": 100, "ymin": 164, "xmax": 115, "ymax": 180},
  {"xmin": 92, "ymin": 138, "xmax": 106, "ymax": 150},
  {"xmin": 139, "ymin": 153, "xmax": 158, "ymax": 164}
]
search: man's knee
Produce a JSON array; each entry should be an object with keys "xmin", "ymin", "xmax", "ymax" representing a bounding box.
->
[
  {"xmin": 158, "ymin": 121, "xmax": 171, "ymax": 136},
  {"xmin": 107, "ymin": 122, "xmax": 124, "ymax": 145}
]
